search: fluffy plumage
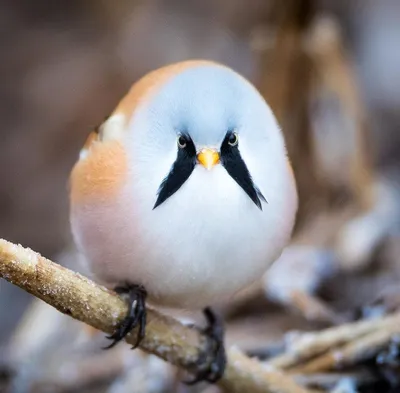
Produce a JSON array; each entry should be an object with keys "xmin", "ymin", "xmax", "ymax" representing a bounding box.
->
[{"xmin": 69, "ymin": 60, "xmax": 298, "ymax": 309}]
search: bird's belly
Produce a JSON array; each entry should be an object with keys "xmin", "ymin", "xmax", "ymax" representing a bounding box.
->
[
  {"xmin": 133, "ymin": 239, "xmax": 272, "ymax": 309},
  {"xmin": 72, "ymin": 206, "xmax": 286, "ymax": 310},
  {"xmin": 71, "ymin": 168, "xmax": 292, "ymax": 310},
  {"xmin": 88, "ymin": 234, "xmax": 274, "ymax": 310}
]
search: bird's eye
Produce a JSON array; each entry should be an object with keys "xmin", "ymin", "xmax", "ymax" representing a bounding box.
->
[
  {"xmin": 228, "ymin": 132, "xmax": 239, "ymax": 147},
  {"xmin": 177, "ymin": 135, "xmax": 187, "ymax": 149}
]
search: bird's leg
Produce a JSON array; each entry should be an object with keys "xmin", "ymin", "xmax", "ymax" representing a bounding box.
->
[
  {"xmin": 103, "ymin": 283, "xmax": 147, "ymax": 350},
  {"xmin": 185, "ymin": 307, "xmax": 227, "ymax": 385}
]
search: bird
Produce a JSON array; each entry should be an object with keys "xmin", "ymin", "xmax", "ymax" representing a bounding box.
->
[{"xmin": 69, "ymin": 59, "xmax": 298, "ymax": 384}]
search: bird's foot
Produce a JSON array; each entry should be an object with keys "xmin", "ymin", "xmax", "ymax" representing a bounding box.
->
[
  {"xmin": 103, "ymin": 283, "xmax": 147, "ymax": 350},
  {"xmin": 184, "ymin": 307, "xmax": 227, "ymax": 385}
]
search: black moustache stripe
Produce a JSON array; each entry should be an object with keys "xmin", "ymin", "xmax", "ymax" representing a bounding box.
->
[
  {"xmin": 220, "ymin": 132, "xmax": 267, "ymax": 210},
  {"xmin": 154, "ymin": 132, "xmax": 266, "ymax": 210},
  {"xmin": 153, "ymin": 135, "xmax": 196, "ymax": 209}
]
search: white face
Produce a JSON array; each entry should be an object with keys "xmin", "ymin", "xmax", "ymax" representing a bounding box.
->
[{"xmin": 125, "ymin": 65, "xmax": 288, "ymax": 213}]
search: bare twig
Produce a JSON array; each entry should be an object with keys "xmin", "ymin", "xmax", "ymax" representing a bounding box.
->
[
  {"xmin": 290, "ymin": 320, "xmax": 400, "ymax": 374},
  {"xmin": 289, "ymin": 290, "xmax": 342, "ymax": 326},
  {"xmin": 0, "ymin": 239, "xmax": 312, "ymax": 393},
  {"xmin": 221, "ymin": 348, "xmax": 315, "ymax": 393},
  {"xmin": 267, "ymin": 312, "xmax": 400, "ymax": 370}
]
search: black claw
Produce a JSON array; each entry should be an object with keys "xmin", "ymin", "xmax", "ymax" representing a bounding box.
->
[
  {"xmin": 103, "ymin": 283, "xmax": 147, "ymax": 350},
  {"xmin": 184, "ymin": 307, "xmax": 227, "ymax": 385},
  {"xmin": 131, "ymin": 297, "xmax": 146, "ymax": 349}
]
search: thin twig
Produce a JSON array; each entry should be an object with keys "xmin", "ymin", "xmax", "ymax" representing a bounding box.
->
[
  {"xmin": 289, "ymin": 290, "xmax": 343, "ymax": 326},
  {"xmin": 290, "ymin": 321, "xmax": 400, "ymax": 374},
  {"xmin": 222, "ymin": 348, "xmax": 317, "ymax": 393},
  {"xmin": 267, "ymin": 312, "xmax": 400, "ymax": 370},
  {"xmin": 0, "ymin": 239, "xmax": 312, "ymax": 393}
]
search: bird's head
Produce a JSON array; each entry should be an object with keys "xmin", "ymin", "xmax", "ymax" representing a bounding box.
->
[{"xmin": 70, "ymin": 60, "xmax": 295, "ymax": 219}]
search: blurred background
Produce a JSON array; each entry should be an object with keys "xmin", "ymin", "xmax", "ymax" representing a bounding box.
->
[{"xmin": 1, "ymin": 0, "xmax": 400, "ymax": 392}]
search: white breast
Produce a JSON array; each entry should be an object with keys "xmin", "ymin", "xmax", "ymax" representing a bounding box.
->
[{"xmin": 70, "ymin": 152, "xmax": 296, "ymax": 310}]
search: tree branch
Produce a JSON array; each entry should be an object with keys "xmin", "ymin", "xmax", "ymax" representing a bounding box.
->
[{"xmin": 0, "ymin": 239, "xmax": 312, "ymax": 393}]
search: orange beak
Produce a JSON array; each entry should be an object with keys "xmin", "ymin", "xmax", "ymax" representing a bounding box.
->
[{"xmin": 197, "ymin": 148, "xmax": 220, "ymax": 170}]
